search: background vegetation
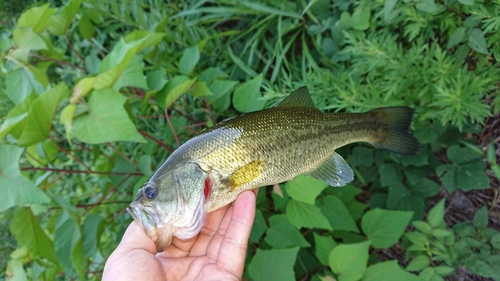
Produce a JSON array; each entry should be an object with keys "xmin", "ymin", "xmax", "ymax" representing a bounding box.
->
[{"xmin": 1, "ymin": 0, "xmax": 499, "ymax": 280}]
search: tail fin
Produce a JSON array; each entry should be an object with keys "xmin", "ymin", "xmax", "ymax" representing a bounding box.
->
[{"xmin": 370, "ymin": 107, "xmax": 421, "ymax": 155}]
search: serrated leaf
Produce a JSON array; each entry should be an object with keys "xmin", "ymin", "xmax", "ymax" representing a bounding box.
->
[
  {"xmin": 265, "ymin": 214, "xmax": 310, "ymax": 249},
  {"xmin": 10, "ymin": 208, "xmax": 59, "ymax": 266},
  {"xmin": 248, "ymin": 247, "xmax": 299, "ymax": 281},
  {"xmin": 72, "ymin": 88, "xmax": 146, "ymax": 144},
  {"xmin": 314, "ymin": 233, "xmax": 337, "ymax": 266},
  {"xmin": 473, "ymin": 206, "xmax": 488, "ymax": 228},
  {"xmin": 363, "ymin": 260, "xmax": 421, "ymax": 281},
  {"xmin": 427, "ymin": 199, "xmax": 445, "ymax": 228},
  {"xmin": 329, "ymin": 241, "xmax": 370, "ymax": 281},
  {"xmin": 318, "ymin": 195, "xmax": 359, "ymax": 232},
  {"xmin": 17, "ymin": 84, "xmax": 67, "ymax": 146},
  {"xmin": 468, "ymin": 28, "xmax": 489, "ymax": 54},
  {"xmin": 361, "ymin": 208, "xmax": 413, "ymax": 249},
  {"xmin": 179, "ymin": 45, "xmax": 200, "ymax": 75},
  {"xmin": 156, "ymin": 75, "xmax": 197, "ymax": 108},
  {"xmin": 232, "ymin": 74, "xmax": 265, "ymax": 113},
  {"xmin": 285, "ymin": 174, "xmax": 327, "ymax": 205},
  {"xmin": 0, "ymin": 145, "xmax": 50, "ymax": 212},
  {"xmin": 286, "ymin": 199, "xmax": 332, "ymax": 230}
]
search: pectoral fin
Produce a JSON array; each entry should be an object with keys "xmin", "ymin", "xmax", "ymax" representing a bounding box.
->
[
  {"xmin": 306, "ymin": 152, "xmax": 354, "ymax": 187},
  {"xmin": 225, "ymin": 160, "xmax": 263, "ymax": 190}
]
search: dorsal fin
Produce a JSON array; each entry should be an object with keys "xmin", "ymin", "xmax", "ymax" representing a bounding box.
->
[{"xmin": 276, "ymin": 86, "xmax": 316, "ymax": 108}]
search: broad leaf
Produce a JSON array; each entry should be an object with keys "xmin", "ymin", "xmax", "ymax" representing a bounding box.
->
[
  {"xmin": 17, "ymin": 3, "xmax": 56, "ymax": 33},
  {"xmin": 248, "ymin": 247, "xmax": 299, "ymax": 281},
  {"xmin": 0, "ymin": 145, "xmax": 50, "ymax": 212},
  {"xmin": 232, "ymin": 74, "xmax": 265, "ymax": 113},
  {"xmin": 48, "ymin": 0, "xmax": 82, "ymax": 35},
  {"xmin": 250, "ymin": 209, "xmax": 268, "ymax": 243},
  {"xmin": 318, "ymin": 195, "xmax": 359, "ymax": 233},
  {"xmin": 285, "ymin": 174, "xmax": 327, "ymax": 205},
  {"xmin": 468, "ymin": 28, "xmax": 489, "ymax": 54},
  {"xmin": 6, "ymin": 67, "xmax": 46, "ymax": 104},
  {"xmin": 363, "ymin": 260, "xmax": 421, "ymax": 281},
  {"xmin": 329, "ymin": 240, "xmax": 371, "ymax": 281},
  {"xmin": 264, "ymin": 214, "xmax": 310, "ymax": 248},
  {"xmin": 286, "ymin": 199, "xmax": 332, "ymax": 230},
  {"xmin": 10, "ymin": 208, "xmax": 59, "ymax": 265},
  {"xmin": 112, "ymin": 57, "xmax": 148, "ymax": 91},
  {"xmin": 427, "ymin": 199, "xmax": 445, "ymax": 228},
  {"xmin": 156, "ymin": 75, "xmax": 197, "ymax": 108},
  {"xmin": 179, "ymin": 45, "xmax": 200, "ymax": 75},
  {"xmin": 18, "ymin": 83, "xmax": 67, "ymax": 146},
  {"xmin": 361, "ymin": 208, "xmax": 413, "ymax": 248},
  {"xmin": 314, "ymin": 233, "xmax": 337, "ymax": 266},
  {"xmin": 72, "ymin": 88, "xmax": 146, "ymax": 144}
]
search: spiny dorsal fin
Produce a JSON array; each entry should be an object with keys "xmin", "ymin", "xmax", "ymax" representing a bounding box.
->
[{"xmin": 276, "ymin": 86, "xmax": 317, "ymax": 108}]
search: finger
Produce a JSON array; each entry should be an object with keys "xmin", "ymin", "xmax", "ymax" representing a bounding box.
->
[
  {"xmin": 204, "ymin": 201, "xmax": 235, "ymax": 260},
  {"xmin": 216, "ymin": 191, "xmax": 256, "ymax": 277},
  {"xmin": 113, "ymin": 221, "xmax": 157, "ymax": 255},
  {"xmin": 189, "ymin": 203, "xmax": 230, "ymax": 256}
]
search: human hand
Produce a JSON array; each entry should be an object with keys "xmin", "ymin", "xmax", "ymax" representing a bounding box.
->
[{"xmin": 102, "ymin": 189, "xmax": 257, "ymax": 281}]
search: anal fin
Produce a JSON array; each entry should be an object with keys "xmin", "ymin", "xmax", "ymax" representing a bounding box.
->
[{"xmin": 305, "ymin": 152, "xmax": 354, "ymax": 187}]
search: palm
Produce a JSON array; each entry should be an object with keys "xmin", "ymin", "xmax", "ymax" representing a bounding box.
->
[{"xmin": 103, "ymin": 191, "xmax": 256, "ymax": 281}]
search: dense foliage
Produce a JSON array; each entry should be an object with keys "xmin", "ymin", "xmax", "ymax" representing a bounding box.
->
[{"xmin": 1, "ymin": 0, "xmax": 499, "ymax": 280}]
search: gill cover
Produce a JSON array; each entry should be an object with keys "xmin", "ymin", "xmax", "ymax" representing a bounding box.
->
[{"xmin": 128, "ymin": 162, "xmax": 209, "ymax": 252}]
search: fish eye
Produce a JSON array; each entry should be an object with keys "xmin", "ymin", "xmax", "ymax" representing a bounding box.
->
[{"xmin": 143, "ymin": 185, "xmax": 157, "ymax": 200}]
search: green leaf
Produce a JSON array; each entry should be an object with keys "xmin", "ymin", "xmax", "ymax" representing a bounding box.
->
[
  {"xmin": 72, "ymin": 88, "xmax": 146, "ymax": 144},
  {"xmin": 191, "ymin": 81, "xmax": 212, "ymax": 98},
  {"xmin": 207, "ymin": 79, "xmax": 238, "ymax": 112},
  {"xmin": 412, "ymin": 221, "xmax": 432, "ymax": 235},
  {"xmin": 6, "ymin": 67, "xmax": 46, "ymax": 104},
  {"xmin": 379, "ymin": 163, "xmax": 403, "ymax": 187},
  {"xmin": 286, "ymin": 199, "xmax": 332, "ymax": 230},
  {"xmin": 0, "ymin": 145, "xmax": 50, "ymax": 212},
  {"xmin": 447, "ymin": 27, "xmax": 466, "ymax": 49},
  {"xmin": 434, "ymin": 266, "xmax": 455, "ymax": 276},
  {"xmin": 458, "ymin": 0, "xmax": 474, "ymax": 6},
  {"xmin": 473, "ymin": 206, "xmax": 488, "ymax": 228},
  {"xmin": 265, "ymin": 214, "xmax": 310, "ymax": 249},
  {"xmin": 112, "ymin": 57, "xmax": 148, "ymax": 91},
  {"xmin": 350, "ymin": 7, "xmax": 370, "ymax": 31},
  {"xmin": 427, "ymin": 199, "xmax": 445, "ymax": 228},
  {"xmin": 285, "ymin": 174, "xmax": 327, "ymax": 205},
  {"xmin": 17, "ymin": 84, "xmax": 67, "ymax": 146},
  {"xmin": 0, "ymin": 113, "xmax": 27, "ymax": 140},
  {"xmin": 491, "ymin": 233, "xmax": 500, "ymax": 249},
  {"xmin": 248, "ymin": 247, "xmax": 299, "ymax": 281},
  {"xmin": 55, "ymin": 218, "xmax": 80, "ymax": 273},
  {"xmin": 405, "ymin": 255, "xmax": 430, "ymax": 272},
  {"xmin": 71, "ymin": 238, "xmax": 85, "ymax": 280},
  {"xmin": 313, "ymin": 233, "xmax": 337, "ymax": 266},
  {"xmin": 468, "ymin": 28, "xmax": 489, "ymax": 54},
  {"xmin": 318, "ymin": 195, "xmax": 359, "ymax": 233},
  {"xmin": 383, "ymin": 0, "xmax": 399, "ymax": 23},
  {"xmin": 48, "ymin": 0, "xmax": 82, "ymax": 35},
  {"xmin": 363, "ymin": 260, "xmax": 421, "ymax": 281},
  {"xmin": 416, "ymin": 0, "xmax": 439, "ymax": 13},
  {"xmin": 232, "ymin": 74, "xmax": 265, "ymax": 113},
  {"xmin": 78, "ymin": 15, "xmax": 95, "ymax": 40},
  {"xmin": 250, "ymin": 209, "xmax": 268, "ymax": 243},
  {"xmin": 361, "ymin": 208, "xmax": 413, "ymax": 249},
  {"xmin": 10, "ymin": 208, "xmax": 59, "ymax": 266},
  {"xmin": 82, "ymin": 215, "xmax": 104, "ymax": 258},
  {"xmin": 17, "ymin": 3, "xmax": 56, "ymax": 33},
  {"xmin": 60, "ymin": 104, "xmax": 76, "ymax": 143},
  {"xmin": 11, "ymin": 27, "xmax": 48, "ymax": 61},
  {"xmin": 156, "ymin": 75, "xmax": 197, "ymax": 108},
  {"xmin": 349, "ymin": 146, "xmax": 374, "ymax": 166},
  {"xmin": 387, "ymin": 182, "xmax": 411, "ymax": 210},
  {"xmin": 329, "ymin": 241, "xmax": 371, "ymax": 281},
  {"xmin": 179, "ymin": 45, "xmax": 200, "ymax": 75}
]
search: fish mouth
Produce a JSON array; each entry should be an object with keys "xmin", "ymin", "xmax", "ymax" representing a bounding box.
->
[{"xmin": 127, "ymin": 204, "xmax": 173, "ymax": 251}]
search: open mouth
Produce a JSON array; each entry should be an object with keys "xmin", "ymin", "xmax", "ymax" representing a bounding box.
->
[{"xmin": 127, "ymin": 204, "xmax": 160, "ymax": 236}]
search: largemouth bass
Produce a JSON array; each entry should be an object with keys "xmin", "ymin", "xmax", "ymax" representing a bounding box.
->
[{"xmin": 128, "ymin": 86, "xmax": 420, "ymax": 251}]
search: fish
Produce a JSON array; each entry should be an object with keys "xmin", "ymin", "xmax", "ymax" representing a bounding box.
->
[{"xmin": 127, "ymin": 86, "xmax": 421, "ymax": 252}]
